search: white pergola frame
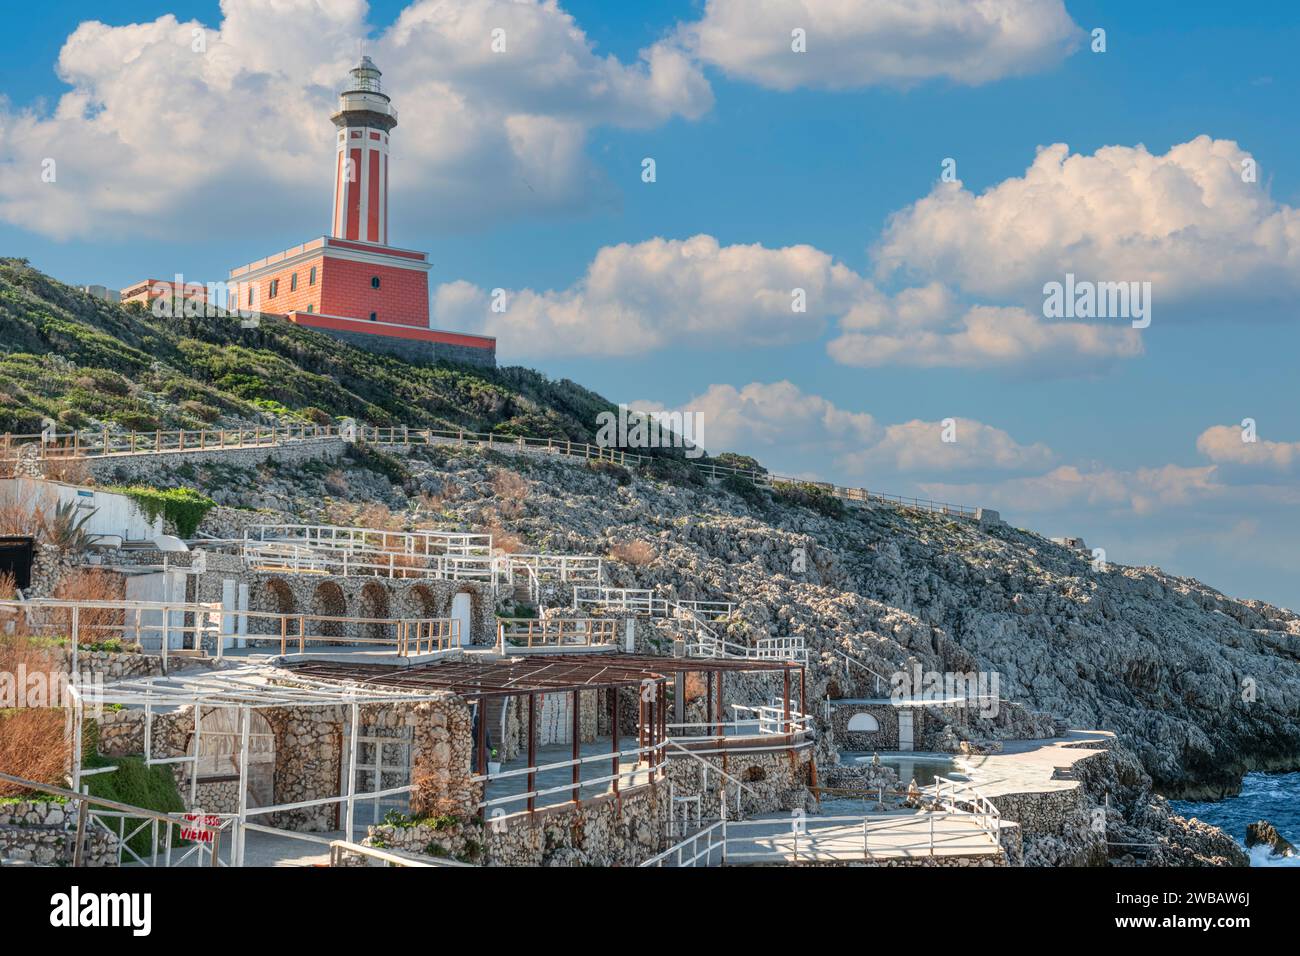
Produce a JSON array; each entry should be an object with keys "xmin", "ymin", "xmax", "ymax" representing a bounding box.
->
[{"xmin": 67, "ymin": 666, "xmax": 455, "ymax": 866}]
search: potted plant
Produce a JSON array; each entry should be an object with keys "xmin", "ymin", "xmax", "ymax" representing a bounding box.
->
[{"xmin": 487, "ymin": 747, "xmax": 501, "ymax": 776}]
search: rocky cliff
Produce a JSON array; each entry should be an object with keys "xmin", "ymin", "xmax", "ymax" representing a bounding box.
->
[{"xmin": 163, "ymin": 440, "xmax": 1300, "ymax": 804}]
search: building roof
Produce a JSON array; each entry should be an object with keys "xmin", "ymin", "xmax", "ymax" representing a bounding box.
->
[{"xmin": 283, "ymin": 653, "xmax": 801, "ymax": 700}]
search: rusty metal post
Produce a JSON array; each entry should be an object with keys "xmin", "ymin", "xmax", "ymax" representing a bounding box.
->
[
  {"xmin": 610, "ymin": 689, "xmax": 620, "ymax": 797},
  {"xmin": 476, "ymin": 701, "xmax": 489, "ymax": 823},
  {"xmin": 571, "ymin": 690, "xmax": 581, "ymax": 805},
  {"xmin": 716, "ymin": 670, "xmax": 725, "ymax": 739},
  {"xmin": 784, "ymin": 669, "xmax": 792, "ymax": 735},
  {"xmin": 527, "ymin": 693, "xmax": 537, "ymax": 813}
]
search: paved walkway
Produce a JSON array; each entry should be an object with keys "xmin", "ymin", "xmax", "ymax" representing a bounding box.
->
[
  {"xmin": 956, "ymin": 729, "xmax": 1114, "ymax": 799},
  {"xmin": 655, "ymin": 811, "xmax": 1004, "ymax": 866}
]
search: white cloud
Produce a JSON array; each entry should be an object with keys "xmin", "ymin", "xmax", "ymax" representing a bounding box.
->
[
  {"xmin": 921, "ymin": 463, "xmax": 1226, "ymax": 517},
  {"xmin": 0, "ymin": 0, "xmax": 712, "ymax": 239},
  {"xmin": 827, "ymin": 289, "xmax": 1143, "ymax": 371},
  {"xmin": 843, "ymin": 417, "xmax": 1055, "ymax": 474},
  {"xmin": 439, "ymin": 234, "xmax": 868, "ymax": 356},
  {"xmin": 632, "ymin": 381, "xmax": 881, "ymax": 459},
  {"xmin": 679, "ymin": 0, "xmax": 1082, "ymax": 91},
  {"xmin": 633, "ymin": 380, "xmax": 1051, "ymax": 479},
  {"xmin": 444, "ymin": 234, "xmax": 1140, "ymax": 372},
  {"xmin": 1197, "ymin": 424, "xmax": 1300, "ymax": 473},
  {"xmin": 876, "ymin": 136, "xmax": 1300, "ymax": 312}
]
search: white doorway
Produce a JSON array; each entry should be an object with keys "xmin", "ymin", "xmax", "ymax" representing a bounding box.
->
[
  {"xmin": 451, "ymin": 591, "xmax": 472, "ymax": 647},
  {"xmin": 897, "ymin": 710, "xmax": 914, "ymax": 752}
]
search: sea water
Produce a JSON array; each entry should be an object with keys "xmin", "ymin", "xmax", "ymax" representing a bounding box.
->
[{"xmin": 1170, "ymin": 771, "xmax": 1300, "ymax": 867}]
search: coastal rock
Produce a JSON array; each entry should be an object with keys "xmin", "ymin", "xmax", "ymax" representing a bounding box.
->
[{"xmin": 1245, "ymin": 820, "xmax": 1296, "ymax": 858}]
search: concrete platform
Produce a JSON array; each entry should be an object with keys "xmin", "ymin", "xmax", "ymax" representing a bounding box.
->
[
  {"xmin": 957, "ymin": 729, "xmax": 1114, "ymax": 799},
  {"xmin": 665, "ymin": 811, "xmax": 1006, "ymax": 866}
]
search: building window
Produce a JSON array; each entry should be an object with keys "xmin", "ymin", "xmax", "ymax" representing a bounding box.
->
[
  {"xmin": 268, "ymin": 279, "xmax": 279, "ymax": 299},
  {"xmin": 309, "ymin": 266, "xmax": 317, "ymax": 286},
  {"xmin": 290, "ymin": 273, "xmax": 297, "ymax": 292},
  {"xmin": 247, "ymin": 287, "xmax": 253, "ymax": 306},
  {"xmin": 369, "ymin": 312, "xmax": 377, "ymax": 322},
  {"xmin": 371, "ymin": 276, "xmax": 381, "ymax": 289}
]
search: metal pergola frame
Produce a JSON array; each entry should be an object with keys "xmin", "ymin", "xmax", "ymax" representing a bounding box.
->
[
  {"xmin": 65, "ymin": 666, "xmax": 455, "ymax": 866},
  {"xmin": 282, "ymin": 654, "xmax": 810, "ymax": 820}
]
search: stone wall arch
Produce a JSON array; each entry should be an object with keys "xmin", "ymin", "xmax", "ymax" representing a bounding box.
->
[
  {"xmin": 184, "ymin": 707, "xmax": 276, "ymax": 811},
  {"xmin": 408, "ymin": 583, "xmax": 442, "ymax": 618},
  {"xmin": 358, "ymin": 580, "xmax": 393, "ymax": 644},
  {"xmin": 259, "ymin": 577, "xmax": 297, "ymax": 615},
  {"xmin": 310, "ymin": 581, "xmax": 348, "ymax": 638}
]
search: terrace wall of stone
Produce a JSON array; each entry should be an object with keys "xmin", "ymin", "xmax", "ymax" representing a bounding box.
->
[
  {"xmin": 663, "ymin": 746, "xmax": 815, "ymax": 819},
  {"xmin": 187, "ymin": 570, "xmax": 499, "ymax": 648},
  {"xmin": 85, "ymin": 437, "xmax": 346, "ymax": 484},
  {"xmin": 0, "ymin": 817, "xmax": 117, "ymax": 867}
]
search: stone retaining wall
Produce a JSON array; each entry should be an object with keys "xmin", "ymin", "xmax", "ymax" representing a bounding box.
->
[
  {"xmin": 86, "ymin": 438, "xmax": 346, "ymax": 484},
  {"xmin": 190, "ymin": 569, "xmax": 500, "ymax": 648},
  {"xmin": 484, "ymin": 781, "xmax": 668, "ymax": 866},
  {"xmin": 0, "ymin": 801, "xmax": 117, "ymax": 866},
  {"xmin": 663, "ymin": 745, "xmax": 815, "ymax": 818}
]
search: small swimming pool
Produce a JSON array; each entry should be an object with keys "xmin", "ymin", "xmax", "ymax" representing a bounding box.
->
[{"xmin": 840, "ymin": 752, "xmax": 967, "ymax": 787}]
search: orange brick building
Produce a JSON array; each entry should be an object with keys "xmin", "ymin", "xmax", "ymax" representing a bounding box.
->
[{"xmin": 228, "ymin": 57, "xmax": 495, "ymax": 367}]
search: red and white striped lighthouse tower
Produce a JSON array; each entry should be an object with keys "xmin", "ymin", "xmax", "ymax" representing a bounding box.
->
[
  {"xmin": 331, "ymin": 56, "xmax": 397, "ymax": 245},
  {"xmin": 228, "ymin": 55, "xmax": 496, "ymax": 366}
]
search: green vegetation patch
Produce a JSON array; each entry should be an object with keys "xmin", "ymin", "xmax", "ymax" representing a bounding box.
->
[
  {"xmin": 110, "ymin": 486, "xmax": 217, "ymax": 537},
  {"xmin": 81, "ymin": 753, "xmax": 188, "ymax": 857},
  {"xmin": 771, "ymin": 481, "xmax": 846, "ymax": 518}
]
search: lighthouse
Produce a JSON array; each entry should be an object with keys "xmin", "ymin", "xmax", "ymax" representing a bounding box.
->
[
  {"xmin": 331, "ymin": 56, "xmax": 397, "ymax": 245},
  {"xmin": 227, "ymin": 57, "xmax": 496, "ymax": 367}
]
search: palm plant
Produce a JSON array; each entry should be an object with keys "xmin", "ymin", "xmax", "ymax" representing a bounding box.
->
[{"xmin": 43, "ymin": 500, "xmax": 102, "ymax": 551}]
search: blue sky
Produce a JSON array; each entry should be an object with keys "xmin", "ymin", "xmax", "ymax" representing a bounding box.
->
[{"xmin": 3, "ymin": 1, "xmax": 1299, "ymax": 609}]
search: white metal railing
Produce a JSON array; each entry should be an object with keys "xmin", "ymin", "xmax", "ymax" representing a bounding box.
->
[
  {"xmin": 682, "ymin": 631, "xmax": 807, "ymax": 665},
  {"xmin": 929, "ymin": 775, "xmax": 1002, "ymax": 842},
  {"xmin": 327, "ymin": 840, "xmax": 472, "ymax": 867},
  {"xmin": 754, "ymin": 636, "xmax": 807, "ymax": 663},
  {"xmin": 0, "ymin": 597, "xmax": 459, "ymax": 662},
  {"xmin": 244, "ymin": 523, "xmax": 492, "ymax": 557},
  {"xmin": 573, "ymin": 586, "xmax": 656, "ymax": 615},
  {"xmin": 3, "ymin": 423, "xmax": 982, "ymax": 519},
  {"xmin": 0, "ymin": 772, "xmax": 231, "ymax": 868},
  {"xmin": 667, "ymin": 704, "xmax": 814, "ymax": 740},
  {"xmin": 241, "ymin": 540, "xmax": 496, "ymax": 582},
  {"xmin": 572, "ymin": 587, "xmax": 736, "ymax": 621},
  {"xmin": 642, "ymin": 819, "xmax": 727, "ymax": 867},
  {"xmin": 475, "ymin": 739, "xmax": 667, "ymax": 814},
  {"xmin": 642, "ymin": 811, "xmax": 1003, "ymax": 867},
  {"xmin": 500, "ymin": 553, "xmax": 604, "ymax": 585},
  {"xmin": 0, "ymin": 424, "xmax": 332, "ymax": 461},
  {"xmin": 496, "ymin": 617, "xmax": 619, "ymax": 652},
  {"xmin": 837, "ymin": 650, "xmax": 897, "ymax": 696},
  {"xmin": 88, "ymin": 807, "xmax": 235, "ymax": 868}
]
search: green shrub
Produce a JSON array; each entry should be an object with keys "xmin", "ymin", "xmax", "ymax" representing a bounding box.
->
[
  {"xmin": 346, "ymin": 445, "xmax": 412, "ymax": 488},
  {"xmin": 81, "ymin": 754, "xmax": 187, "ymax": 857},
  {"xmin": 112, "ymin": 486, "xmax": 216, "ymax": 537},
  {"xmin": 586, "ymin": 459, "xmax": 631, "ymax": 486},
  {"xmin": 637, "ymin": 455, "xmax": 705, "ymax": 487},
  {"xmin": 711, "ymin": 452, "xmax": 767, "ymax": 475},
  {"xmin": 771, "ymin": 481, "xmax": 846, "ymax": 518},
  {"xmin": 721, "ymin": 474, "xmax": 768, "ymax": 507}
]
